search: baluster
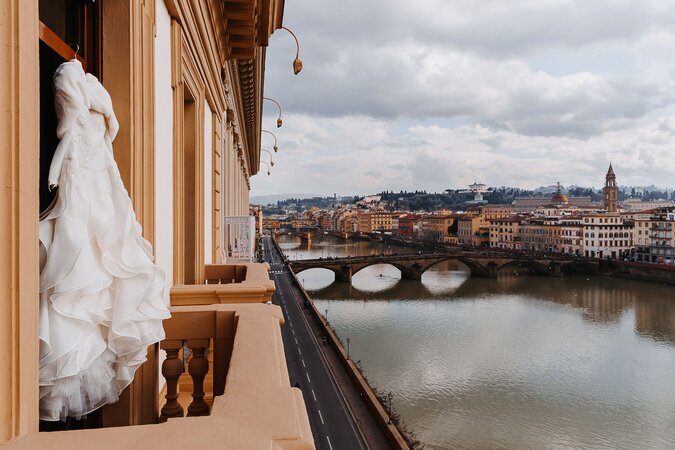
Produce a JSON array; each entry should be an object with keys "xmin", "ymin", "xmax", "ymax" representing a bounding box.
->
[
  {"xmin": 187, "ymin": 338, "xmax": 210, "ymax": 416},
  {"xmin": 159, "ymin": 340, "xmax": 184, "ymax": 422}
]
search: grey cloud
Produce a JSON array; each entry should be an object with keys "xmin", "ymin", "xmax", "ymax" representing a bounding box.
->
[{"xmin": 253, "ymin": 1, "xmax": 675, "ymax": 195}]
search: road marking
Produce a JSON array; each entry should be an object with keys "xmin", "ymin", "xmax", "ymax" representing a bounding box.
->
[
  {"xmin": 326, "ymin": 436, "xmax": 333, "ymax": 450},
  {"xmin": 291, "ymin": 328, "xmax": 295, "ymax": 336},
  {"xmin": 301, "ymin": 359, "xmax": 306, "ymax": 367},
  {"xmin": 318, "ymin": 409, "xmax": 325, "ymax": 425},
  {"xmin": 294, "ymin": 337, "xmax": 298, "ymax": 345},
  {"xmin": 298, "ymin": 348, "xmax": 302, "ymax": 355},
  {"xmin": 306, "ymin": 373, "xmax": 311, "ymax": 383},
  {"xmin": 312, "ymin": 389, "xmax": 317, "ymax": 401}
]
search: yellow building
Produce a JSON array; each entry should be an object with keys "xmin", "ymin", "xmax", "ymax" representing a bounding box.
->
[
  {"xmin": 457, "ymin": 214, "xmax": 488, "ymax": 246},
  {"xmin": 419, "ymin": 215, "xmax": 459, "ymax": 243},
  {"xmin": 489, "ymin": 216, "xmax": 522, "ymax": 250},
  {"xmin": 356, "ymin": 211, "xmax": 395, "ymax": 233},
  {"xmin": 481, "ymin": 205, "xmax": 514, "ymax": 220},
  {"xmin": 1, "ymin": 0, "xmax": 313, "ymax": 447},
  {"xmin": 357, "ymin": 212, "xmax": 373, "ymax": 233}
]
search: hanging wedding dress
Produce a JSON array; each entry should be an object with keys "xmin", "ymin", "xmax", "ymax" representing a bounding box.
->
[{"xmin": 39, "ymin": 59, "xmax": 170, "ymax": 421}]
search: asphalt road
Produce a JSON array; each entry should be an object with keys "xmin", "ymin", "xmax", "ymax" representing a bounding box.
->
[{"xmin": 262, "ymin": 236, "xmax": 366, "ymax": 450}]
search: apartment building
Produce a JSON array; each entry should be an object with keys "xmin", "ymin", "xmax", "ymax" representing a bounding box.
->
[
  {"xmin": 419, "ymin": 215, "xmax": 459, "ymax": 243},
  {"xmin": 582, "ymin": 214, "xmax": 634, "ymax": 259},
  {"xmin": 481, "ymin": 205, "xmax": 514, "ymax": 220},
  {"xmin": 647, "ymin": 208, "xmax": 675, "ymax": 264},
  {"xmin": 397, "ymin": 213, "xmax": 420, "ymax": 237},
  {"xmin": 489, "ymin": 216, "xmax": 523, "ymax": 250},
  {"xmin": 357, "ymin": 211, "xmax": 395, "ymax": 233},
  {"xmin": 458, "ymin": 214, "xmax": 488, "ymax": 246}
]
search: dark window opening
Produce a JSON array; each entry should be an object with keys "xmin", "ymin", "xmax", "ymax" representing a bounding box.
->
[
  {"xmin": 38, "ymin": 0, "xmax": 102, "ymax": 431},
  {"xmin": 39, "ymin": 0, "xmax": 99, "ymax": 214}
]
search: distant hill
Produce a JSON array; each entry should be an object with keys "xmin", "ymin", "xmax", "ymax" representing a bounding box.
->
[{"xmin": 250, "ymin": 193, "xmax": 318, "ymax": 205}]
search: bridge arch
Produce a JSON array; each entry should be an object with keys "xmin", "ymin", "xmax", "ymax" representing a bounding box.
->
[
  {"xmin": 561, "ymin": 260, "xmax": 599, "ymax": 275},
  {"xmin": 351, "ymin": 262, "xmax": 405, "ymax": 277},
  {"xmin": 294, "ymin": 265, "xmax": 341, "ymax": 276},
  {"xmin": 497, "ymin": 259, "xmax": 551, "ymax": 276},
  {"xmin": 415, "ymin": 256, "xmax": 489, "ymax": 278}
]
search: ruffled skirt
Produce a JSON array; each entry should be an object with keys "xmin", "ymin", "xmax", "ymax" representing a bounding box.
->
[{"xmin": 39, "ymin": 160, "xmax": 170, "ymax": 421}]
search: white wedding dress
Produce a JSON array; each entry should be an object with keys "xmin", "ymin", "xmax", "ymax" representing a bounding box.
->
[{"xmin": 39, "ymin": 59, "xmax": 170, "ymax": 421}]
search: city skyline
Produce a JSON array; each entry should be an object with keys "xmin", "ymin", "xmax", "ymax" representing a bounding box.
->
[{"xmin": 254, "ymin": 0, "xmax": 675, "ymax": 196}]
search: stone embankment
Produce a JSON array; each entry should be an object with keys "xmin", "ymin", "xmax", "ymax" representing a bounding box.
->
[{"xmin": 271, "ymin": 237, "xmax": 411, "ymax": 449}]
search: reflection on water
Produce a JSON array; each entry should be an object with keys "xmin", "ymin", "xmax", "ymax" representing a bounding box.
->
[{"xmin": 281, "ymin": 238, "xmax": 675, "ymax": 449}]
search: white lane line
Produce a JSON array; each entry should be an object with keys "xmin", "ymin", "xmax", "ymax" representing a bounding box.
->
[
  {"xmin": 318, "ymin": 409, "xmax": 325, "ymax": 425},
  {"xmin": 306, "ymin": 373, "xmax": 311, "ymax": 383},
  {"xmin": 301, "ymin": 359, "xmax": 306, "ymax": 368},
  {"xmin": 312, "ymin": 389, "xmax": 317, "ymax": 401},
  {"xmin": 291, "ymin": 328, "xmax": 295, "ymax": 336},
  {"xmin": 298, "ymin": 348, "xmax": 302, "ymax": 356},
  {"xmin": 326, "ymin": 436, "xmax": 333, "ymax": 450},
  {"xmin": 294, "ymin": 337, "xmax": 298, "ymax": 345}
]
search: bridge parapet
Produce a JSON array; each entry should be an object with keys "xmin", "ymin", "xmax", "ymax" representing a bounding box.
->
[{"xmin": 289, "ymin": 252, "xmax": 592, "ymax": 283}]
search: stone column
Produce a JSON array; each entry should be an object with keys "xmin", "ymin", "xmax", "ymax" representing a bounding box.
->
[
  {"xmin": 487, "ymin": 262, "xmax": 499, "ymax": 278},
  {"xmin": 334, "ymin": 266, "xmax": 352, "ymax": 283}
]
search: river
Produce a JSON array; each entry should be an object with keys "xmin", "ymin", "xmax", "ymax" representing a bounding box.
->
[{"xmin": 277, "ymin": 236, "xmax": 675, "ymax": 450}]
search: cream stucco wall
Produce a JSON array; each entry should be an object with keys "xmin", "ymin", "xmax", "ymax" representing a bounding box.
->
[
  {"xmin": 154, "ymin": 0, "xmax": 174, "ymax": 300},
  {"xmin": 204, "ymin": 101, "xmax": 213, "ymax": 264}
]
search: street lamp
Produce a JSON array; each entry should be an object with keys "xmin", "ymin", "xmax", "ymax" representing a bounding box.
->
[
  {"xmin": 325, "ymin": 308, "xmax": 328, "ymax": 323},
  {"xmin": 387, "ymin": 392, "xmax": 393, "ymax": 424},
  {"xmin": 262, "ymin": 129, "xmax": 279, "ymax": 152},
  {"xmin": 279, "ymin": 26, "xmax": 303, "ymax": 75},
  {"xmin": 346, "ymin": 337, "xmax": 350, "ymax": 360},
  {"xmin": 260, "ymin": 161, "xmax": 271, "ymax": 176},
  {"xmin": 262, "ymin": 148, "xmax": 275, "ymax": 167},
  {"xmin": 263, "ymin": 97, "xmax": 283, "ymax": 128}
]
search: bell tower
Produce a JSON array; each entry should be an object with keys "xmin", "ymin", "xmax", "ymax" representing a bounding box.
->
[{"xmin": 603, "ymin": 163, "xmax": 618, "ymax": 212}]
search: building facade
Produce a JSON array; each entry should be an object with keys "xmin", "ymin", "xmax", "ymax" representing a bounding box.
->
[
  {"xmin": 489, "ymin": 217, "xmax": 522, "ymax": 250},
  {"xmin": 1, "ymin": 0, "xmax": 313, "ymax": 447},
  {"xmin": 647, "ymin": 208, "xmax": 675, "ymax": 264},
  {"xmin": 458, "ymin": 214, "xmax": 488, "ymax": 246},
  {"xmin": 582, "ymin": 214, "xmax": 633, "ymax": 259}
]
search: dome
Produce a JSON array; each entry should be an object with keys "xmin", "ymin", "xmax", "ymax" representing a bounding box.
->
[{"xmin": 551, "ymin": 193, "xmax": 569, "ymax": 204}]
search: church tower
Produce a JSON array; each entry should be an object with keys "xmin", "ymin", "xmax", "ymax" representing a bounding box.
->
[{"xmin": 603, "ymin": 163, "xmax": 618, "ymax": 212}]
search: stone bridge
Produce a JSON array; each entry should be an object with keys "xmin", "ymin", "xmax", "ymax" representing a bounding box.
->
[
  {"xmin": 289, "ymin": 252, "xmax": 598, "ymax": 283},
  {"xmin": 276, "ymin": 229, "xmax": 356, "ymax": 243}
]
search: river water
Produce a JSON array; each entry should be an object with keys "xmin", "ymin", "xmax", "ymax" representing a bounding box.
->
[{"xmin": 277, "ymin": 236, "xmax": 675, "ymax": 450}]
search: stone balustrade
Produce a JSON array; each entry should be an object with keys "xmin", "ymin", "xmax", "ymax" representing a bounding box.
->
[
  {"xmin": 170, "ymin": 263, "xmax": 275, "ymax": 305},
  {"xmin": 6, "ymin": 303, "xmax": 314, "ymax": 449}
]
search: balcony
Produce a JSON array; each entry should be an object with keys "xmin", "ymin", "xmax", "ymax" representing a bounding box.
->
[
  {"xmin": 171, "ymin": 263, "xmax": 275, "ymax": 306},
  {"xmin": 223, "ymin": 215, "xmax": 256, "ymax": 262},
  {"xmin": 7, "ymin": 303, "xmax": 313, "ymax": 449},
  {"xmin": 5, "ymin": 260, "xmax": 311, "ymax": 449}
]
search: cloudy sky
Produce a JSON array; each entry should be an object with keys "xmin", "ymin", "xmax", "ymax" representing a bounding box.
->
[{"xmin": 251, "ymin": 0, "xmax": 675, "ymax": 196}]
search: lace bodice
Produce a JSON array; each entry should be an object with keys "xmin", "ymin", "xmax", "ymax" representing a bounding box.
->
[{"xmin": 49, "ymin": 60, "xmax": 120, "ymax": 185}]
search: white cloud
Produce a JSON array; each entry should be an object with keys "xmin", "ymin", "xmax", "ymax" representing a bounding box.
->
[{"xmin": 253, "ymin": 0, "xmax": 675, "ymax": 195}]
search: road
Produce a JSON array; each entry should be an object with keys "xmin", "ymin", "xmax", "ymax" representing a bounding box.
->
[{"xmin": 262, "ymin": 235, "xmax": 367, "ymax": 450}]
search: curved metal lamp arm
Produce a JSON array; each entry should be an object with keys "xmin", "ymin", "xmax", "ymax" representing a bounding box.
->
[
  {"xmin": 281, "ymin": 26, "xmax": 303, "ymax": 75},
  {"xmin": 262, "ymin": 129, "xmax": 279, "ymax": 152},
  {"xmin": 262, "ymin": 149, "xmax": 275, "ymax": 167},
  {"xmin": 263, "ymin": 97, "xmax": 283, "ymax": 127},
  {"xmin": 260, "ymin": 161, "xmax": 271, "ymax": 176}
]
